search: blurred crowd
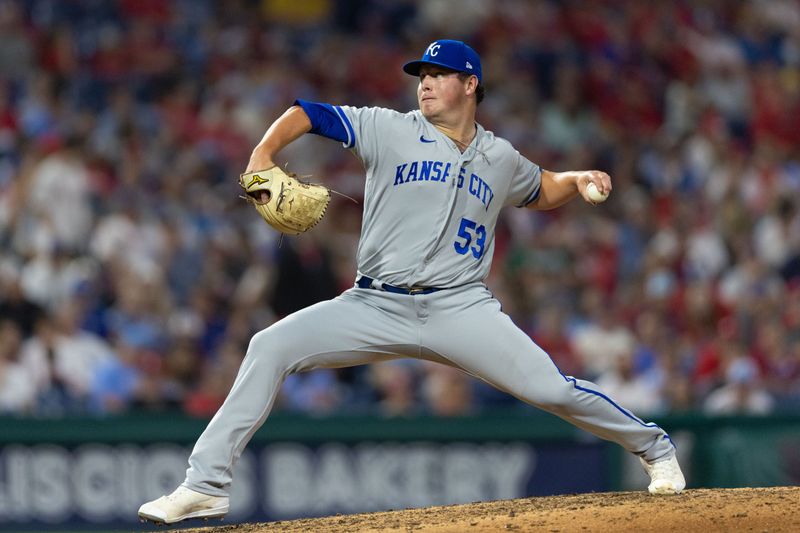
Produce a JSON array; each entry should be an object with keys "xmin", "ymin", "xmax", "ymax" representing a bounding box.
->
[{"xmin": 2, "ymin": 0, "xmax": 800, "ymax": 419}]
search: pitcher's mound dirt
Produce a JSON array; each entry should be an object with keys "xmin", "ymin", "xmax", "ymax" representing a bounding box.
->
[{"xmin": 180, "ymin": 486, "xmax": 799, "ymax": 532}]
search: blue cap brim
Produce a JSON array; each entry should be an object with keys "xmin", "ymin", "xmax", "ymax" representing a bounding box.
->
[{"xmin": 402, "ymin": 60, "xmax": 463, "ymax": 77}]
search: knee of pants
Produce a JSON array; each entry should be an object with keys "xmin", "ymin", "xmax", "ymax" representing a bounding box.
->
[
  {"xmin": 246, "ymin": 328, "xmax": 297, "ymax": 375},
  {"xmin": 523, "ymin": 379, "xmax": 576, "ymax": 413}
]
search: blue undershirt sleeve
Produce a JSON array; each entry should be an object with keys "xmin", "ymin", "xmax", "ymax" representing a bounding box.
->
[{"xmin": 293, "ymin": 99, "xmax": 356, "ymax": 148}]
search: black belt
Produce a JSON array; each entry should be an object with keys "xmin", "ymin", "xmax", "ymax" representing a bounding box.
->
[{"xmin": 356, "ymin": 276, "xmax": 442, "ymax": 295}]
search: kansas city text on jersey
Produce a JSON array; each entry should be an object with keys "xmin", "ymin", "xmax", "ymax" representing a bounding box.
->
[{"xmin": 393, "ymin": 161, "xmax": 494, "ymax": 209}]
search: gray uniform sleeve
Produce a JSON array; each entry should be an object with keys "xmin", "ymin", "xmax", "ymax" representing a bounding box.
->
[
  {"xmin": 336, "ymin": 105, "xmax": 401, "ymax": 170},
  {"xmin": 505, "ymin": 150, "xmax": 542, "ymax": 207}
]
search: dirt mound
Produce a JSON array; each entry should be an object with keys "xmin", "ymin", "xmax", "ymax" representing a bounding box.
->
[{"xmin": 179, "ymin": 487, "xmax": 800, "ymax": 532}]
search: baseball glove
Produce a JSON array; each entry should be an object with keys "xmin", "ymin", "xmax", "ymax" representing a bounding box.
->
[{"xmin": 239, "ymin": 166, "xmax": 331, "ymax": 235}]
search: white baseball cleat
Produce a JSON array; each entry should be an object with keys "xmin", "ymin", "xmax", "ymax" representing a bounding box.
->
[
  {"xmin": 639, "ymin": 454, "xmax": 686, "ymax": 495},
  {"xmin": 138, "ymin": 486, "xmax": 229, "ymax": 524}
]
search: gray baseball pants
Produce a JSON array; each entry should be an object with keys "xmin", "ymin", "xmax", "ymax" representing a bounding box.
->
[{"xmin": 184, "ymin": 282, "xmax": 674, "ymax": 496}]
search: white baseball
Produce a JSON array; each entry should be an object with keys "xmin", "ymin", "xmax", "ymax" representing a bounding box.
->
[{"xmin": 586, "ymin": 182, "xmax": 609, "ymax": 203}]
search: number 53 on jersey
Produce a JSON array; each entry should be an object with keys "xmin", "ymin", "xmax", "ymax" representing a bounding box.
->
[{"xmin": 454, "ymin": 217, "xmax": 486, "ymax": 259}]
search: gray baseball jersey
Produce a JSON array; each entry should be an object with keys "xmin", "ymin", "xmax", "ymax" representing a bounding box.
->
[
  {"xmin": 338, "ymin": 106, "xmax": 540, "ymax": 288},
  {"xmin": 181, "ymin": 104, "xmax": 676, "ymax": 498}
]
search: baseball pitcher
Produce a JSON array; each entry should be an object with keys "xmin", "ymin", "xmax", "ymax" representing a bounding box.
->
[{"xmin": 139, "ymin": 39, "xmax": 685, "ymax": 525}]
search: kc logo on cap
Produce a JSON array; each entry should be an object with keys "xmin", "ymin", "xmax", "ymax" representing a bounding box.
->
[{"xmin": 403, "ymin": 39, "xmax": 483, "ymax": 83}]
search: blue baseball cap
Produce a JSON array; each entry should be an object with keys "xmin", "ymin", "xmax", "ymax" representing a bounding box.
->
[{"xmin": 403, "ymin": 39, "xmax": 482, "ymax": 83}]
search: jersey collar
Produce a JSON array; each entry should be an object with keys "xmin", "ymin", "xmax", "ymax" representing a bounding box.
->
[{"xmin": 416, "ymin": 111, "xmax": 485, "ymax": 158}]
